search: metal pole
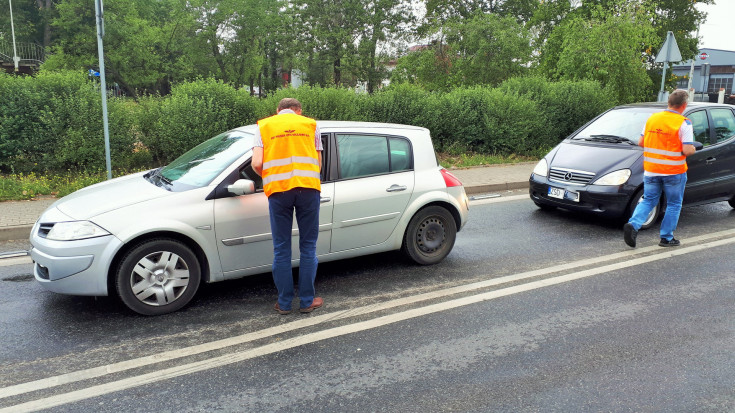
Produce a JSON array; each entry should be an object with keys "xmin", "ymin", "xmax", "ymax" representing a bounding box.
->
[
  {"xmin": 687, "ymin": 24, "xmax": 700, "ymax": 101},
  {"xmin": 659, "ymin": 64, "xmax": 667, "ymax": 102},
  {"xmin": 94, "ymin": 0, "xmax": 112, "ymax": 180},
  {"xmin": 9, "ymin": 0, "xmax": 19, "ymax": 72}
]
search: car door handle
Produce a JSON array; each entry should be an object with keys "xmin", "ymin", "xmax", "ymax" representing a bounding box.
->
[
  {"xmin": 706, "ymin": 157, "xmax": 716, "ymax": 164},
  {"xmin": 320, "ymin": 196, "xmax": 331, "ymax": 203},
  {"xmin": 386, "ymin": 185, "xmax": 407, "ymax": 192}
]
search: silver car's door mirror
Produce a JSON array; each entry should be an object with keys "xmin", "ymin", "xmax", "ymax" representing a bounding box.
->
[{"xmin": 227, "ymin": 179, "xmax": 256, "ymax": 196}]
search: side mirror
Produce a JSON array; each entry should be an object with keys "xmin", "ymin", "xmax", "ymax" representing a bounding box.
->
[
  {"xmin": 227, "ymin": 179, "xmax": 255, "ymax": 196},
  {"xmin": 693, "ymin": 141, "xmax": 704, "ymax": 151}
]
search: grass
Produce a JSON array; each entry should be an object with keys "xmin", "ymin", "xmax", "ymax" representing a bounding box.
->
[
  {"xmin": 437, "ymin": 152, "xmax": 538, "ymax": 169},
  {"xmin": 0, "ymin": 169, "xmax": 144, "ymax": 201},
  {"xmin": 0, "ymin": 152, "xmax": 539, "ymax": 201}
]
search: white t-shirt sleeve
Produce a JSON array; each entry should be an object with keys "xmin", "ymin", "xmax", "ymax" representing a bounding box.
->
[{"xmin": 680, "ymin": 119, "xmax": 694, "ymax": 144}]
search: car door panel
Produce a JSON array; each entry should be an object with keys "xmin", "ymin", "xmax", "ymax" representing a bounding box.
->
[
  {"xmin": 683, "ymin": 109, "xmax": 715, "ymax": 203},
  {"xmin": 331, "ymin": 172, "xmax": 413, "ymax": 252},
  {"xmin": 214, "ymin": 183, "xmax": 334, "ymax": 277}
]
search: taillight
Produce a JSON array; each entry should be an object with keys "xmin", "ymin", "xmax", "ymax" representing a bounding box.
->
[{"xmin": 440, "ymin": 168, "xmax": 463, "ymax": 187}]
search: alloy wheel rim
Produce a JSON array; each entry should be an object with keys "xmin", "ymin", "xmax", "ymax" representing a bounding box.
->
[{"xmin": 130, "ymin": 251, "xmax": 190, "ymax": 306}]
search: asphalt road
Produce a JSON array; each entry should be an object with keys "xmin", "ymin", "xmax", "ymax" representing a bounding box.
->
[{"xmin": 1, "ymin": 193, "xmax": 734, "ymax": 412}]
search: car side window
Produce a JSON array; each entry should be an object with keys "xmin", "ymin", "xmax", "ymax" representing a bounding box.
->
[
  {"xmin": 710, "ymin": 108, "xmax": 735, "ymax": 144},
  {"xmin": 336, "ymin": 134, "xmax": 413, "ymax": 179},
  {"xmin": 241, "ymin": 163, "xmax": 263, "ymax": 191},
  {"xmin": 688, "ymin": 110, "xmax": 710, "ymax": 146}
]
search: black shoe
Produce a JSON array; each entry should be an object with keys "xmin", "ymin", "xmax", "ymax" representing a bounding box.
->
[
  {"xmin": 623, "ymin": 223, "xmax": 638, "ymax": 247},
  {"xmin": 659, "ymin": 238, "xmax": 680, "ymax": 247}
]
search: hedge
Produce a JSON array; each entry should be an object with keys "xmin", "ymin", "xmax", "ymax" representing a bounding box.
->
[{"xmin": 0, "ymin": 72, "xmax": 616, "ymax": 174}]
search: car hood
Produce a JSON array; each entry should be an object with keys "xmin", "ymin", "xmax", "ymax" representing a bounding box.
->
[
  {"xmin": 55, "ymin": 171, "xmax": 173, "ymax": 220},
  {"xmin": 549, "ymin": 141, "xmax": 643, "ymax": 173}
]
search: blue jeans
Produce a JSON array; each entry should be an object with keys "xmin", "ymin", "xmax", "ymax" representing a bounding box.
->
[
  {"xmin": 628, "ymin": 173, "xmax": 687, "ymax": 241},
  {"xmin": 268, "ymin": 187, "xmax": 320, "ymax": 311}
]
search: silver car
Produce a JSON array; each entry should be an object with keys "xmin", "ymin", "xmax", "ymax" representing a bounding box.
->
[{"xmin": 30, "ymin": 121, "xmax": 469, "ymax": 315}]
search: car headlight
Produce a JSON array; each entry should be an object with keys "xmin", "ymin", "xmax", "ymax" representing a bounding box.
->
[
  {"xmin": 532, "ymin": 159, "xmax": 548, "ymax": 177},
  {"xmin": 593, "ymin": 169, "xmax": 631, "ymax": 186},
  {"xmin": 46, "ymin": 221, "xmax": 111, "ymax": 241}
]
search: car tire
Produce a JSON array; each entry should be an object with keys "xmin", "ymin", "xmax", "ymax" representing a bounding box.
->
[
  {"xmin": 728, "ymin": 197, "xmax": 735, "ymax": 209},
  {"xmin": 402, "ymin": 206, "xmax": 457, "ymax": 265},
  {"xmin": 533, "ymin": 200, "xmax": 556, "ymax": 211},
  {"xmin": 628, "ymin": 190, "xmax": 662, "ymax": 230},
  {"xmin": 115, "ymin": 238, "xmax": 201, "ymax": 316}
]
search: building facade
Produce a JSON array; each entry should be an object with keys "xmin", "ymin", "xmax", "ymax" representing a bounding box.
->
[{"xmin": 672, "ymin": 48, "xmax": 735, "ymax": 101}]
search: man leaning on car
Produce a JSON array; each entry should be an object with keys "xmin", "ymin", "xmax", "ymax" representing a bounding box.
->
[
  {"xmin": 251, "ymin": 98, "xmax": 324, "ymax": 314},
  {"xmin": 624, "ymin": 90, "xmax": 696, "ymax": 248}
]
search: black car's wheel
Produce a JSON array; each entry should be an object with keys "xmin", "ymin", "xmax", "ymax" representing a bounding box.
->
[
  {"xmin": 115, "ymin": 238, "xmax": 201, "ymax": 316},
  {"xmin": 628, "ymin": 190, "xmax": 662, "ymax": 230},
  {"xmin": 728, "ymin": 196, "xmax": 735, "ymax": 209},
  {"xmin": 402, "ymin": 206, "xmax": 457, "ymax": 265},
  {"xmin": 533, "ymin": 200, "xmax": 556, "ymax": 211}
]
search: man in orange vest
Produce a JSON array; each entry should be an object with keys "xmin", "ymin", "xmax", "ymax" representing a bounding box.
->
[
  {"xmin": 624, "ymin": 90, "xmax": 696, "ymax": 248},
  {"xmin": 252, "ymin": 98, "xmax": 324, "ymax": 314}
]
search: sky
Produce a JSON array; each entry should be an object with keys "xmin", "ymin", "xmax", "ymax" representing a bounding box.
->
[{"xmin": 696, "ymin": 1, "xmax": 735, "ymax": 51}]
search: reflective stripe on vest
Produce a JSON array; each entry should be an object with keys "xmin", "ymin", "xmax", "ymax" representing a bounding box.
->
[
  {"xmin": 258, "ymin": 113, "xmax": 321, "ymax": 197},
  {"xmin": 642, "ymin": 110, "xmax": 688, "ymax": 175}
]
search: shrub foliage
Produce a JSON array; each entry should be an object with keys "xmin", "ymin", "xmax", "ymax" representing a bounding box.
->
[{"xmin": 0, "ymin": 73, "xmax": 616, "ymax": 174}]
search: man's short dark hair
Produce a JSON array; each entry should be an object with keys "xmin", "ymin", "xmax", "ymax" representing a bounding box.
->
[
  {"xmin": 278, "ymin": 98, "xmax": 302, "ymax": 112},
  {"xmin": 668, "ymin": 90, "xmax": 689, "ymax": 109}
]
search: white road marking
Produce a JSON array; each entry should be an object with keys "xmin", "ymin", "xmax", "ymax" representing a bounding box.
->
[
  {"xmin": 470, "ymin": 193, "xmax": 528, "ymax": 205},
  {"xmin": 2, "ymin": 229, "xmax": 735, "ymax": 412}
]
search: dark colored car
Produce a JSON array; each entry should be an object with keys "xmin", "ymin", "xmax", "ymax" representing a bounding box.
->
[{"xmin": 529, "ymin": 102, "xmax": 735, "ymax": 228}]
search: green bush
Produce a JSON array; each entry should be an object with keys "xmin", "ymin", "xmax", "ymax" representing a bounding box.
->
[
  {"xmin": 498, "ymin": 76, "xmax": 616, "ymax": 144},
  {"xmin": 140, "ymin": 78, "xmax": 258, "ymax": 164},
  {"xmin": 0, "ymin": 74, "xmax": 620, "ymax": 178}
]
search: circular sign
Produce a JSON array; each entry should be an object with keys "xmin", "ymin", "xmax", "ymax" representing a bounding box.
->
[{"xmin": 699, "ymin": 52, "xmax": 709, "ymax": 60}]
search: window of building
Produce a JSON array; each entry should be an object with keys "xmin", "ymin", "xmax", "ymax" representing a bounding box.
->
[{"xmin": 707, "ymin": 74, "xmax": 734, "ymax": 94}]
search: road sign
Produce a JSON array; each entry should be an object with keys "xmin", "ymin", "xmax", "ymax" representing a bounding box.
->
[{"xmin": 655, "ymin": 31, "xmax": 682, "ymax": 63}]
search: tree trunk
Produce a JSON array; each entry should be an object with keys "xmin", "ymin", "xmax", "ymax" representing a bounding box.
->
[{"xmin": 334, "ymin": 57, "xmax": 341, "ymax": 86}]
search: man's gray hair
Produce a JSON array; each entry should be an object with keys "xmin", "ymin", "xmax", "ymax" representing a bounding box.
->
[
  {"xmin": 668, "ymin": 90, "xmax": 689, "ymax": 109},
  {"xmin": 278, "ymin": 98, "xmax": 302, "ymax": 112}
]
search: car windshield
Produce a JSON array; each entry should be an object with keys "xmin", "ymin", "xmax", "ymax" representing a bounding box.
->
[
  {"xmin": 572, "ymin": 107, "xmax": 659, "ymax": 144},
  {"xmin": 147, "ymin": 130, "xmax": 254, "ymax": 191}
]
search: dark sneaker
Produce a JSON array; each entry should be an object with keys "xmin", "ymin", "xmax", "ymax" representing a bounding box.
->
[
  {"xmin": 300, "ymin": 297, "xmax": 324, "ymax": 313},
  {"xmin": 274, "ymin": 302, "xmax": 292, "ymax": 315},
  {"xmin": 623, "ymin": 223, "xmax": 638, "ymax": 248},
  {"xmin": 659, "ymin": 238, "xmax": 680, "ymax": 247}
]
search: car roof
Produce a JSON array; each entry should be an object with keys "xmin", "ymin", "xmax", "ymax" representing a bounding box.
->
[
  {"xmin": 232, "ymin": 121, "xmax": 428, "ymax": 134},
  {"xmin": 614, "ymin": 102, "xmax": 735, "ymax": 111}
]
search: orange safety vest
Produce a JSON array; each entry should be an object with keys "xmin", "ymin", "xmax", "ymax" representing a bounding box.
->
[
  {"xmin": 642, "ymin": 110, "xmax": 688, "ymax": 175},
  {"xmin": 258, "ymin": 113, "xmax": 321, "ymax": 197}
]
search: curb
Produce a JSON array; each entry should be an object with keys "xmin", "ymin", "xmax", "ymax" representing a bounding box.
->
[
  {"xmin": 0, "ymin": 225, "xmax": 32, "ymax": 243},
  {"xmin": 0, "ymin": 181, "xmax": 530, "ymax": 242}
]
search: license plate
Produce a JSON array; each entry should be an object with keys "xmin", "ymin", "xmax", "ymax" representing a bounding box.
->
[{"xmin": 548, "ymin": 186, "xmax": 579, "ymax": 202}]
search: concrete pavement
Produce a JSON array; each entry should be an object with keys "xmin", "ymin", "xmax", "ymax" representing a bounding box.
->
[{"xmin": 0, "ymin": 162, "xmax": 535, "ymax": 243}]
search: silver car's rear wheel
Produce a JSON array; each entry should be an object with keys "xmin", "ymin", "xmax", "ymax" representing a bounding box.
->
[
  {"xmin": 116, "ymin": 239, "xmax": 201, "ymax": 316},
  {"xmin": 402, "ymin": 206, "xmax": 457, "ymax": 265}
]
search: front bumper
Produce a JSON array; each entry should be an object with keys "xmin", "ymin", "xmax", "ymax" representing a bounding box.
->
[
  {"xmin": 30, "ymin": 221, "xmax": 123, "ymax": 296},
  {"xmin": 529, "ymin": 174, "xmax": 636, "ymax": 219}
]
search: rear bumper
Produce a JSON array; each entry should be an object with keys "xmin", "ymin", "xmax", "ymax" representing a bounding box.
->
[{"xmin": 529, "ymin": 174, "xmax": 636, "ymax": 219}]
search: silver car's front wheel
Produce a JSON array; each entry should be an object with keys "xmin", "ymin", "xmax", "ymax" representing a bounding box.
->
[{"xmin": 116, "ymin": 239, "xmax": 201, "ymax": 316}]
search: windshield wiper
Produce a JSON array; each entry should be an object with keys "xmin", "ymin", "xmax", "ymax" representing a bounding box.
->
[
  {"xmin": 146, "ymin": 167, "xmax": 173, "ymax": 188},
  {"xmin": 585, "ymin": 134, "xmax": 637, "ymax": 145}
]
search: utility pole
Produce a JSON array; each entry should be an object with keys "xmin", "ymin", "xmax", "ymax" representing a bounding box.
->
[
  {"xmin": 686, "ymin": 23, "xmax": 700, "ymax": 101},
  {"xmin": 9, "ymin": 0, "xmax": 19, "ymax": 72},
  {"xmin": 94, "ymin": 0, "xmax": 112, "ymax": 180}
]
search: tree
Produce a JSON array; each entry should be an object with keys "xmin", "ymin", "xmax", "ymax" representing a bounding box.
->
[
  {"xmin": 43, "ymin": 0, "xmax": 201, "ymax": 97},
  {"xmin": 391, "ymin": 12, "xmax": 532, "ymax": 91},
  {"xmin": 539, "ymin": 3, "xmax": 656, "ymax": 103},
  {"xmin": 348, "ymin": 0, "xmax": 414, "ymax": 93}
]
